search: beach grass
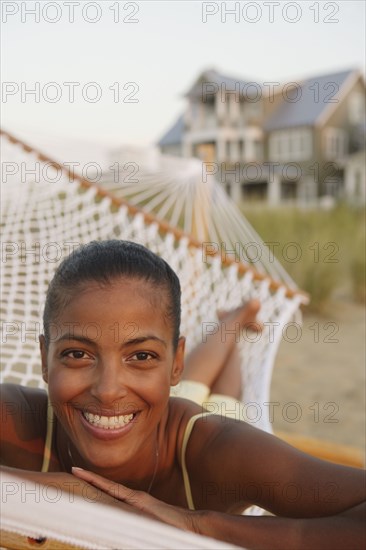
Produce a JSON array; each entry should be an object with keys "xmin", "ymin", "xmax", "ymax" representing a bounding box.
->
[{"xmin": 241, "ymin": 203, "xmax": 366, "ymax": 311}]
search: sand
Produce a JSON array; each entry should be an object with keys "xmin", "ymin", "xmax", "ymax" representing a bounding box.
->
[{"xmin": 271, "ymin": 295, "xmax": 365, "ymax": 456}]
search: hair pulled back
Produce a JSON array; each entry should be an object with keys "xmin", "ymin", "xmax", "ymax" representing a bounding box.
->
[{"xmin": 43, "ymin": 240, "xmax": 181, "ymax": 349}]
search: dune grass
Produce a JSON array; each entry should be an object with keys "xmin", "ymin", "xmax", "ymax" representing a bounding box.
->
[{"xmin": 241, "ymin": 203, "xmax": 366, "ymax": 311}]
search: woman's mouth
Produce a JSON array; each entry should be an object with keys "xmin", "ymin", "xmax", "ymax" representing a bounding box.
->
[{"xmin": 82, "ymin": 411, "xmax": 136, "ymax": 430}]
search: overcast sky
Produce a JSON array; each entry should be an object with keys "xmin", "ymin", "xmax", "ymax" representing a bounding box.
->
[{"xmin": 1, "ymin": 0, "xmax": 365, "ymax": 156}]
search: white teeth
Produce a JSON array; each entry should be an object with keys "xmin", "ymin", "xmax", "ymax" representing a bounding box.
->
[{"xmin": 83, "ymin": 412, "xmax": 134, "ymax": 429}]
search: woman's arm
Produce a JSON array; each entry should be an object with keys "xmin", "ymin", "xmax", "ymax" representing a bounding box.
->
[
  {"xmin": 72, "ymin": 467, "xmax": 366, "ymax": 550},
  {"xmin": 72, "ymin": 415, "xmax": 366, "ymax": 549},
  {"xmin": 0, "ymin": 465, "xmax": 142, "ymax": 513},
  {"xmin": 197, "ymin": 502, "xmax": 366, "ymax": 550},
  {"xmin": 0, "ymin": 384, "xmax": 48, "ymax": 469},
  {"xmin": 186, "ymin": 416, "xmax": 365, "ymax": 517}
]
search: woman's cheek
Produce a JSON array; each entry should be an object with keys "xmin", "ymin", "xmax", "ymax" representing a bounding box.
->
[
  {"xmin": 48, "ymin": 365, "xmax": 87, "ymax": 403},
  {"xmin": 143, "ymin": 372, "xmax": 172, "ymax": 404}
]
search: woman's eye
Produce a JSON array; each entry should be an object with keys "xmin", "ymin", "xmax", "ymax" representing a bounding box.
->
[
  {"xmin": 62, "ymin": 350, "xmax": 89, "ymax": 360},
  {"xmin": 131, "ymin": 352, "xmax": 154, "ymax": 361}
]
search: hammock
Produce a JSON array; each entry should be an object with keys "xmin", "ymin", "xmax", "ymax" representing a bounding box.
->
[
  {"xmin": 0, "ymin": 128, "xmax": 308, "ymax": 547},
  {"xmin": 0, "ymin": 129, "xmax": 307, "ymax": 427},
  {"xmin": 1, "ymin": 470, "xmax": 242, "ymax": 550}
]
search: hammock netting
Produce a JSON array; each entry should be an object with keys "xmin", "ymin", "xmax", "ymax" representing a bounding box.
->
[{"xmin": 0, "ymin": 129, "xmax": 307, "ymax": 433}]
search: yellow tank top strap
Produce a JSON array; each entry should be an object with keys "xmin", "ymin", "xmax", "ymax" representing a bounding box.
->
[
  {"xmin": 181, "ymin": 411, "xmax": 215, "ymax": 511},
  {"xmin": 41, "ymin": 400, "xmax": 54, "ymax": 472}
]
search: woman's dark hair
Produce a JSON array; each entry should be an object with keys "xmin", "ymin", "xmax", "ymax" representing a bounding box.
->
[{"xmin": 43, "ymin": 240, "xmax": 181, "ymax": 349}]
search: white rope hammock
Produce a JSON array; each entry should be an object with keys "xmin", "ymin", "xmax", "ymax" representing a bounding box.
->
[
  {"xmin": 1, "ymin": 471, "xmax": 242, "ymax": 550},
  {"xmin": 0, "ymin": 129, "xmax": 308, "ymax": 544}
]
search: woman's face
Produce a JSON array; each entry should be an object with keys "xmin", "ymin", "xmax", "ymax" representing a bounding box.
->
[{"xmin": 40, "ymin": 277, "xmax": 184, "ymax": 473}]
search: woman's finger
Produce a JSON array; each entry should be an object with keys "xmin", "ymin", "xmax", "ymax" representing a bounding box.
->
[
  {"xmin": 71, "ymin": 467, "xmax": 198, "ymax": 531},
  {"xmin": 71, "ymin": 467, "xmax": 140, "ymax": 504}
]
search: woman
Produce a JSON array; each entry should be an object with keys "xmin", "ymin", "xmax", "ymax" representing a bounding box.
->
[{"xmin": 1, "ymin": 240, "xmax": 365, "ymax": 549}]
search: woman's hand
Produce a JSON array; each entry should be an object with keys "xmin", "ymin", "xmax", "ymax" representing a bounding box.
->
[
  {"xmin": 72, "ymin": 467, "xmax": 200, "ymax": 533},
  {"xmin": 1, "ymin": 465, "xmax": 133, "ymax": 509}
]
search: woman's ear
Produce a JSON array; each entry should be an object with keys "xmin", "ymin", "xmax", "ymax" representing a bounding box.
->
[
  {"xmin": 39, "ymin": 334, "xmax": 49, "ymax": 384},
  {"xmin": 170, "ymin": 336, "xmax": 185, "ymax": 386}
]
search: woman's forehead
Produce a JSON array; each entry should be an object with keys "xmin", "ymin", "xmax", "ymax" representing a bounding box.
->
[
  {"xmin": 53, "ymin": 278, "xmax": 172, "ymax": 334},
  {"xmin": 72, "ymin": 276, "xmax": 165, "ymax": 297}
]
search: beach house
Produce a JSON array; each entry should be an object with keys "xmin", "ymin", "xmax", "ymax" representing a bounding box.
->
[{"xmin": 158, "ymin": 68, "xmax": 365, "ymax": 205}]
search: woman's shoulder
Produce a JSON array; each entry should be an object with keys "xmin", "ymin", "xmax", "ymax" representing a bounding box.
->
[
  {"xmin": 166, "ymin": 397, "xmax": 243, "ymax": 466},
  {"xmin": 165, "ymin": 398, "xmax": 286, "ymax": 486},
  {"xmin": 166, "ymin": 399, "xmax": 257, "ymax": 510},
  {"xmin": 0, "ymin": 383, "xmax": 48, "ymax": 469},
  {"xmin": 1, "ymin": 382, "xmax": 48, "ymax": 415}
]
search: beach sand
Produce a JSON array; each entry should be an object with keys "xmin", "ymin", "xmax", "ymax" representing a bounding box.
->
[{"xmin": 271, "ymin": 295, "xmax": 365, "ymax": 457}]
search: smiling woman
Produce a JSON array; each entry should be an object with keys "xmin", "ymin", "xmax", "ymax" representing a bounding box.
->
[
  {"xmin": 1, "ymin": 240, "xmax": 365, "ymax": 550},
  {"xmin": 39, "ymin": 240, "xmax": 185, "ymax": 486}
]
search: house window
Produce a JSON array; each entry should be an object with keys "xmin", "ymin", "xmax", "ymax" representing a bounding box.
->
[
  {"xmin": 281, "ymin": 181, "xmax": 297, "ymax": 200},
  {"xmin": 245, "ymin": 99, "xmax": 262, "ymax": 120},
  {"xmin": 225, "ymin": 95, "xmax": 231, "ymax": 119},
  {"xmin": 241, "ymin": 99, "xmax": 263, "ymax": 123},
  {"xmin": 324, "ymin": 128, "xmax": 348, "ymax": 160},
  {"xmin": 354, "ymin": 171, "xmax": 362, "ymax": 198},
  {"xmin": 226, "ymin": 141, "xmax": 231, "ymax": 160},
  {"xmin": 269, "ymin": 128, "xmax": 312, "ymax": 162},
  {"xmin": 203, "ymin": 101, "xmax": 216, "ymax": 128},
  {"xmin": 275, "ymin": 135, "xmax": 282, "ymax": 158},
  {"xmin": 324, "ymin": 177, "xmax": 340, "ymax": 198},
  {"xmin": 190, "ymin": 101, "xmax": 201, "ymax": 128},
  {"xmin": 348, "ymin": 92, "xmax": 365, "ymax": 125},
  {"xmin": 254, "ymin": 140, "xmax": 263, "ymax": 161},
  {"xmin": 239, "ymin": 140, "xmax": 244, "ymax": 161}
]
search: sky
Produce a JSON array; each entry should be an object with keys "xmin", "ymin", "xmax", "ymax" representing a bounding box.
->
[{"xmin": 1, "ymin": 0, "xmax": 365, "ymax": 157}]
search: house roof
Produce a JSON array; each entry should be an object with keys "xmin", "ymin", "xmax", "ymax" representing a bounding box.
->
[
  {"xmin": 185, "ymin": 68, "xmax": 255, "ymax": 98},
  {"xmin": 264, "ymin": 69, "xmax": 356, "ymax": 131},
  {"xmin": 158, "ymin": 114, "xmax": 185, "ymax": 147},
  {"xmin": 157, "ymin": 68, "xmax": 361, "ymax": 146}
]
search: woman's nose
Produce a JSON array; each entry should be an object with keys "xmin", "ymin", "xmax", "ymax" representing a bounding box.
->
[{"xmin": 89, "ymin": 358, "xmax": 128, "ymax": 405}]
